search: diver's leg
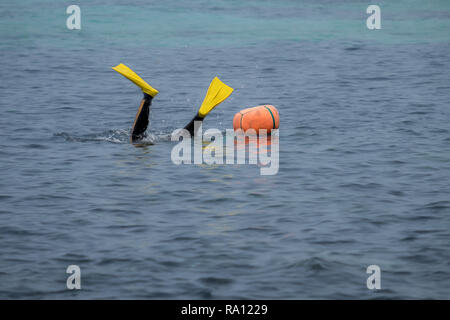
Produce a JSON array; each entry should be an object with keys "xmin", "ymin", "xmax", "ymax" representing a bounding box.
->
[
  {"xmin": 184, "ymin": 114, "xmax": 203, "ymax": 136},
  {"xmin": 131, "ymin": 93, "xmax": 152, "ymax": 142}
]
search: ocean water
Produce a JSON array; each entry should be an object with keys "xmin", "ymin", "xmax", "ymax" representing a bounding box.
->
[{"xmin": 1, "ymin": 0, "xmax": 450, "ymax": 299}]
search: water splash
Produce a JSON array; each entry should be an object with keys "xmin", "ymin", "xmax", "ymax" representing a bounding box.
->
[{"xmin": 54, "ymin": 129, "xmax": 172, "ymax": 144}]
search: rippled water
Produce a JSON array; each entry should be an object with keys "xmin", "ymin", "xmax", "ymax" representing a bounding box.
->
[{"xmin": 1, "ymin": 0, "xmax": 450, "ymax": 299}]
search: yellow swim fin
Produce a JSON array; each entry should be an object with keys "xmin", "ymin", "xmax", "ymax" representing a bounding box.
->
[
  {"xmin": 184, "ymin": 77, "xmax": 233, "ymax": 135},
  {"xmin": 198, "ymin": 77, "xmax": 233, "ymax": 118},
  {"xmin": 112, "ymin": 63, "xmax": 159, "ymax": 97}
]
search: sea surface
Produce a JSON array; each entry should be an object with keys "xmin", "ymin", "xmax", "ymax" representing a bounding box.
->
[{"xmin": 1, "ymin": 0, "xmax": 450, "ymax": 299}]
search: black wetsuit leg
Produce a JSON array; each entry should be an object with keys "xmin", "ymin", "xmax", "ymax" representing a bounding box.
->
[
  {"xmin": 131, "ymin": 93, "xmax": 152, "ymax": 142},
  {"xmin": 183, "ymin": 114, "xmax": 204, "ymax": 136}
]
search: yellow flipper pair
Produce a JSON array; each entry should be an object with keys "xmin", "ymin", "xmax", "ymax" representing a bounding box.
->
[{"xmin": 112, "ymin": 63, "xmax": 233, "ymax": 118}]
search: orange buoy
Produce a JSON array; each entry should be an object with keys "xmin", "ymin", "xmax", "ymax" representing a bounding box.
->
[{"xmin": 233, "ymin": 105, "xmax": 279, "ymax": 134}]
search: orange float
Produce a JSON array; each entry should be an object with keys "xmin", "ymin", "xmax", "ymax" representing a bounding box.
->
[{"xmin": 233, "ymin": 105, "xmax": 279, "ymax": 134}]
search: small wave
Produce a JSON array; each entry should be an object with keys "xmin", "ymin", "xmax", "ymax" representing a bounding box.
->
[
  {"xmin": 344, "ymin": 45, "xmax": 364, "ymax": 51},
  {"xmin": 286, "ymin": 257, "xmax": 329, "ymax": 272},
  {"xmin": 419, "ymin": 200, "xmax": 450, "ymax": 212},
  {"xmin": 199, "ymin": 277, "xmax": 234, "ymax": 285}
]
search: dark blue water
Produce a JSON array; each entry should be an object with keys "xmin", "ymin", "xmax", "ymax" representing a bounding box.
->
[{"xmin": 1, "ymin": 0, "xmax": 450, "ymax": 299}]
